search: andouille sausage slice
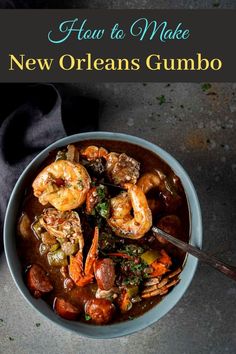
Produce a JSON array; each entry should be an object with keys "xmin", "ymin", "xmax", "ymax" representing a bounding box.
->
[
  {"xmin": 85, "ymin": 298, "xmax": 115, "ymax": 325},
  {"xmin": 26, "ymin": 264, "xmax": 53, "ymax": 298},
  {"xmin": 94, "ymin": 258, "xmax": 116, "ymax": 291},
  {"xmin": 54, "ymin": 297, "xmax": 81, "ymax": 320}
]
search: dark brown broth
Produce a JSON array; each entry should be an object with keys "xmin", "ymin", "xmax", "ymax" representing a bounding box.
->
[{"xmin": 17, "ymin": 140, "xmax": 189, "ymax": 324}]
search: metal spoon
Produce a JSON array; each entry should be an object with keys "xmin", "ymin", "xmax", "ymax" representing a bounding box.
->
[{"xmin": 152, "ymin": 226, "xmax": 236, "ymax": 282}]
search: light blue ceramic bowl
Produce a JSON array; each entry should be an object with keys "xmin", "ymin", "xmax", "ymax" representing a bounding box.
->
[{"xmin": 4, "ymin": 132, "xmax": 202, "ymax": 338}]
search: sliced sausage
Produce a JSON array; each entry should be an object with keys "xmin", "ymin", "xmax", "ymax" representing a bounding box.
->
[
  {"xmin": 160, "ymin": 190, "xmax": 182, "ymax": 213},
  {"xmin": 147, "ymin": 198, "xmax": 163, "ymax": 215},
  {"xmin": 54, "ymin": 297, "xmax": 81, "ymax": 320},
  {"xmin": 94, "ymin": 258, "xmax": 116, "ymax": 291},
  {"xmin": 26, "ymin": 264, "xmax": 53, "ymax": 298},
  {"xmin": 70, "ymin": 287, "xmax": 93, "ymax": 307},
  {"xmin": 157, "ymin": 215, "xmax": 181, "ymax": 244},
  {"xmin": 85, "ymin": 298, "xmax": 115, "ymax": 325}
]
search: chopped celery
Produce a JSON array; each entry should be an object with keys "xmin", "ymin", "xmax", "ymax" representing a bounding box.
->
[
  {"xmin": 41, "ymin": 232, "xmax": 57, "ymax": 246},
  {"xmin": 126, "ymin": 286, "xmax": 139, "ymax": 297},
  {"xmin": 50, "ymin": 243, "xmax": 60, "ymax": 252},
  {"xmin": 141, "ymin": 250, "xmax": 160, "ymax": 265},
  {"xmin": 57, "ymin": 237, "xmax": 65, "ymax": 244},
  {"xmin": 31, "ymin": 220, "xmax": 43, "ymax": 239},
  {"xmin": 131, "ymin": 295, "xmax": 142, "ymax": 304},
  {"xmin": 61, "ymin": 242, "xmax": 78, "ymax": 256},
  {"xmin": 47, "ymin": 249, "xmax": 68, "ymax": 266}
]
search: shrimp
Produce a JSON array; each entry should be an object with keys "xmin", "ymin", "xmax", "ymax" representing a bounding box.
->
[
  {"xmin": 137, "ymin": 172, "xmax": 182, "ymax": 213},
  {"xmin": 107, "ymin": 184, "xmax": 152, "ymax": 239},
  {"xmin": 108, "ymin": 191, "xmax": 131, "ymax": 219},
  {"xmin": 32, "ymin": 160, "xmax": 91, "ymax": 211},
  {"xmin": 137, "ymin": 173, "xmax": 162, "ymax": 214},
  {"xmin": 137, "ymin": 173, "xmax": 161, "ymax": 194},
  {"xmin": 81, "ymin": 146, "xmax": 108, "ymax": 161},
  {"xmin": 81, "ymin": 145, "xmax": 140, "ymax": 186},
  {"xmin": 80, "ymin": 146, "xmax": 108, "ymax": 176}
]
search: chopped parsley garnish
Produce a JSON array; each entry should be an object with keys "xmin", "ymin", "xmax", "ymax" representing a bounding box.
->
[
  {"xmin": 212, "ymin": 0, "xmax": 220, "ymax": 7},
  {"xmin": 201, "ymin": 83, "xmax": 212, "ymax": 92},
  {"xmin": 99, "ymin": 230, "xmax": 118, "ymax": 251},
  {"xmin": 85, "ymin": 314, "xmax": 91, "ymax": 321},
  {"xmin": 90, "ymin": 184, "xmax": 110, "ymax": 222},
  {"xmin": 123, "ymin": 244, "xmax": 144, "ymax": 256},
  {"xmin": 156, "ymin": 95, "xmax": 166, "ymax": 105},
  {"xmin": 96, "ymin": 185, "xmax": 106, "ymax": 199},
  {"xmin": 119, "ymin": 257, "xmax": 150, "ymax": 286},
  {"xmin": 77, "ymin": 180, "xmax": 84, "ymax": 190},
  {"xmin": 35, "ymin": 323, "xmax": 41, "ymax": 327},
  {"xmin": 96, "ymin": 201, "xmax": 110, "ymax": 219}
]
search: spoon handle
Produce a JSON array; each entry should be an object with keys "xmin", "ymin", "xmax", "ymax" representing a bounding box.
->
[{"xmin": 152, "ymin": 226, "xmax": 236, "ymax": 282}]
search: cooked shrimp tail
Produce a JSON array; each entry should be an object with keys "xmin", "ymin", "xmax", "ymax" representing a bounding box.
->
[
  {"xmin": 108, "ymin": 184, "xmax": 152, "ymax": 239},
  {"xmin": 137, "ymin": 173, "xmax": 161, "ymax": 194},
  {"xmin": 81, "ymin": 146, "xmax": 108, "ymax": 161},
  {"xmin": 32, "ymin": 160, "xmax": 91, "ymax": 211}
]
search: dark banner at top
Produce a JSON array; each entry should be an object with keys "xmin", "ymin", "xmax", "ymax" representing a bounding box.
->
[{"xmin": 0, "ymin": 9, "xmax": 235, "ymax": 82}]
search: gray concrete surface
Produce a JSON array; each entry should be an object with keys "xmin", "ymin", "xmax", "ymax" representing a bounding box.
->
[
  {"xmin": 1, "ymin": 82, "xmax": 236, "ymax": 353},
  {"xmin": 13, "ymin": 0, "xmax": 236, "ymax": 9},
  {"xmin": 1, "ymin": 1, "xmax": 236, "ymax": 354}
]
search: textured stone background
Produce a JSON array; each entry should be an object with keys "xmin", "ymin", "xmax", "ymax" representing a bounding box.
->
[
  {"xmin": 2, "ymin": 0, "xmax": 236, "ymax": 9},
  {"xmin": 1, "ymin": 1, "xmax": 236, "ymax": 354}
]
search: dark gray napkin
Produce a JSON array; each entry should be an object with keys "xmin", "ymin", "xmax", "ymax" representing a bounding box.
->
[{"xmin": 0, "ymin": 83, "xmax": 99, "ymax": 249}]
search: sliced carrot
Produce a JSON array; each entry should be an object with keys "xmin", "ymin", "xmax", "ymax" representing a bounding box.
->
[
  {"xmin": 118, "ymin": 290, "xmax": 132, "ymax": 313},
  {"xmin": 149, "ymin": 249, "xmax": 172, "ymax": 277},
  {"xmin": 159, "ymin": 249, "xmax": 172, "ymax": 267},
  {"xmin": 150, "ymin": 262, "xmax": 169, "ymax": 277}
]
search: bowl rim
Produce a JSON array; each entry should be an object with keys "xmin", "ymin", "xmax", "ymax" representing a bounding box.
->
[{"xmin": 4, "ymin": 131, "xmax": 202, "ymax": 338}]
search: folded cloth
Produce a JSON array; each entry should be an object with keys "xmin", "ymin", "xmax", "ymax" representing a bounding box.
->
[{"xmin": 0, "ymin": 83, "xmax": 99, "ymax": 250}]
